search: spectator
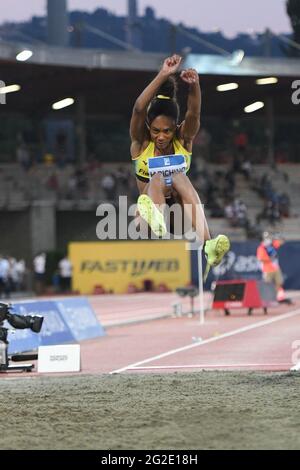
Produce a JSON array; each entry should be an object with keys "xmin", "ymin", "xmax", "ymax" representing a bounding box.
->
[
  {"xmin": 257, "ymin": 200, "xmax": 281, "ymax": 226},
  {"xmin": 67, "ymin": 173, "xmax": 78, "ymax": 199},
  {"xmin": 234, "ymin": 130, "xmax": 248, "ymax": 155},
  {"xmin": 234, "ymin": 198, "xmax": 248, "ymax": 228},
  {"xmin": 101, "ymin": 174, "xmax": 116, "ymax": 201},
  {"xmin": 256, "ymin": 232, "xmax": 287, "ymax": 302},
  {"xmin": 224, "ymin": 171, "xmax": 236, "ymax": 199},
  {"xmin": 33, "ymin": 252, "xmax": 46, "ymax": 296},
  {"xmin": 15, "ymin": 259, "xmax": 26, "ymax": 291},
  {"xmin": 0, "ymin": 255, "xmax": 10, "ymax": 299},
  {"xmin": 52, "ymin": 269, "xmax": 61, "ymax": 294},
  {"xmin": 58, "ymin": 256, "xmax": 73, "ymax": 293},
  {"xmin": 8, "ymin": 257, "xmax": 18, "ymax": 293},
  {"xmin": 224, "ymin": 200, "xmax": 237, "ymax": 227},
  {"xmin": 47, "ymin": 172, "xmax": 59, "ymax": 191},
  {"xmin": 278, "ymin": 192, "xmax": 291, "ymax": 218},
  {"xmin": 241, "ymin": 159, "xmax": 252, "ymax": 181},
  {"xmin": 209, "ymin": 198, "xmax": 224, "ymax": 218}
]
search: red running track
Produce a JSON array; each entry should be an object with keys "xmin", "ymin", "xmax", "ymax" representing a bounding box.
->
[
  {"xmin": 88, "ymin": 292, "xmax": 207, "ymax": 327},
  {"xmin": 2, "ymin": 292, "xmax": 300, "ymax": 377},
  {"xmin": 81, "ymin": 293, "xmax": 300, "ymax": 374}
]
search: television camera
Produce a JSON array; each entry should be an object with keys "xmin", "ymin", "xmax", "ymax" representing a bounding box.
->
[{"xmin": 0, "ymin": 303, "xmax": 44, "ymax": 372}]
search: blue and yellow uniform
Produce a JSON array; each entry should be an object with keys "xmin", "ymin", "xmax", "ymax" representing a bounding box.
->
[{"xmin": 133, "ymin": 138, "xmax": 192, "ymax": 182}]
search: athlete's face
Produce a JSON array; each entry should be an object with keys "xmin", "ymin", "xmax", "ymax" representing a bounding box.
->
[{"xmin": 149, "ymin": 116, "xmax": 176, "ymax": 152}]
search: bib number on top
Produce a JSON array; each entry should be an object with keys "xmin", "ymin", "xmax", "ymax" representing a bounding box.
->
[{"xmin": 148, "ymin": 154, "xmax": 187, "ymax": 186}]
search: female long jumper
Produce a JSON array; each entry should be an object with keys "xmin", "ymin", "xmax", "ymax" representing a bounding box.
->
[{"xmin": 130, "ymin": 55, "xmax": 230, "ymax": 277}]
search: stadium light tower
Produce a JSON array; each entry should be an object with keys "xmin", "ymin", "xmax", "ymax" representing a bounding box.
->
[
  {"xmin": 126, "ymin": 0, "xmax": 142, "ymax": 50},
  {"xmin": 47, "ymin": 0, "xmax": 69, "ymax": 47}
]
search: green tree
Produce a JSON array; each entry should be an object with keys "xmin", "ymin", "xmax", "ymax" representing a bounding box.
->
[{"xmin": 286, "ymin": 0, "xmax": 300, "ymax": 56}]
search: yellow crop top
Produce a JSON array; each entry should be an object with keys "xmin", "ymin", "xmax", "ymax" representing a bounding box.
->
[{"xmin": 133, "ymin": 138, "xmax": 192, "ymax": 182}]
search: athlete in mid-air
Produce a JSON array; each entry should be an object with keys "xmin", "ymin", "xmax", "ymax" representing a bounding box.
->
[{"xmin": 130, "ymin": 54, "xmax": 230, "ymax": 277}]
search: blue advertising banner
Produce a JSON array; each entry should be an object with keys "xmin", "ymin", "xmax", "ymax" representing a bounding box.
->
[
  {"xmin": 191, "ymin": 241, "xmax": 300, "ymax": 291},
  {"xmin": 55, "ymin": 297, "xmax": 105, "ymax": 341},
  {"xmin": 278, "ymin": 242, "xmax": 300, "ymax": 290},
  {"xmin": 6, "ymin": 297, "xmax": 106, "ymax": 354}
]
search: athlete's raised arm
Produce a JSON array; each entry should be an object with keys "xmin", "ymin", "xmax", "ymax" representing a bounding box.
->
[
  {"xmin": 130, "ymin": 55, "xmax": 182, "ymax": 152},
  {"xmin": 179, "ymin": 69, "xmax": 201, "ymax": 144}
]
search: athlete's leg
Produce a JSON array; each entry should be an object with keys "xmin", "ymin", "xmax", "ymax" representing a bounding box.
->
[
  {"xmin": 145, "ymin": 174, "xmax": 167, "ymax": 204},
  {"xmin": 137, "ymin": 174, "xmax": 168, "ymax": 237},
  {"xmin": 171, "ymin": 173, "xmax": 211, "ymax": 243},
  {"xmin": 172, "ymin": 173, "xmax": 230, "ymax": 277}
]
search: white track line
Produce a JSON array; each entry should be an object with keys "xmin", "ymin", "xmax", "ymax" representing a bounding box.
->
[
  {"xmin": 129, "ymin": 363, "xmax": 291, "ymax": 370},
  {"xmin": 110, "ymin": 307, "xmax": 300, "ymax": 374}
]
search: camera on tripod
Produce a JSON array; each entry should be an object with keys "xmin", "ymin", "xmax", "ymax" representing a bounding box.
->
[{"xmin": 0, "ymin": 302, "xmax": 44, "ymax": 372}]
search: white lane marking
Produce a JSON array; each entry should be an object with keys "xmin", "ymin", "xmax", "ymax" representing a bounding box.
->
[
  {"xmin": 110, "ymin": 308, "xmax": 300, "ymax": 374},
  {"xmin": 129, "ymin": 363, "xmax": 291, "ymax": 370}
]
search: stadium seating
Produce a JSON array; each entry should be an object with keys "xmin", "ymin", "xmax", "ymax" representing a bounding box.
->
[{"xmin": 0, "ymin": 161, "xmax": 299, "ymax": 241}]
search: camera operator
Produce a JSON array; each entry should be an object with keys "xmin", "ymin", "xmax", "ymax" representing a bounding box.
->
[{"xmin": 256, "ymin": 232, "xmax": 288, "ymax": 303}]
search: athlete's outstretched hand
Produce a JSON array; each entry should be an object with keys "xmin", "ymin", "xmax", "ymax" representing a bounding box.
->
[
  {"xmin": 161, "ymin": 55, "xmax": 182, "ymax": 76},
  {"xmin": 180, "ymin": 68, "xmax": 199, "ymax": 85}
]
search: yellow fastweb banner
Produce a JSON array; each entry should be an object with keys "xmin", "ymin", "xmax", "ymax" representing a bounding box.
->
[{"xmin": 69, "ymin": 241, "xmax": 190, "ymax": 294}]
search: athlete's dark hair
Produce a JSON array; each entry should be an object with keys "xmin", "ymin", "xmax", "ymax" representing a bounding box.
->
[{"xmin": 147, "ymin": 76, "xmax": 180, "ymax": 125}]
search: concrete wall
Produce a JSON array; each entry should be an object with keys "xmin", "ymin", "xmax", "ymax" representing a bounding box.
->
[
  {"xmin": 56, "ymin": 211, "xmax": 99, "ymax": 253},
  {"xmin": 0, "ymin": 210, "xmax": 31, "ymax": 261},
  {"xmin": 30, "ymin": 202, "xmax": 56, "ymax": 256},
  {"xmin": 0, "ymin": 209, "xmax": 99, "ymax": 262}
]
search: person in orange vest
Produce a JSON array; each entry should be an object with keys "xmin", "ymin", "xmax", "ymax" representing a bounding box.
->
[{"xmin": 256, "ymin": 232, "xmax": 287, "ymax": 303}]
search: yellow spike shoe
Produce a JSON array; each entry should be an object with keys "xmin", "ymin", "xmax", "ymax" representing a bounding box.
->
[
  {"xmin": 203, "ymin": 234, "xmax": 230, "ymax": 282},
  {"xmin": 137, "ymin": 194, "xmax": 167, "ymax": 237}
]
